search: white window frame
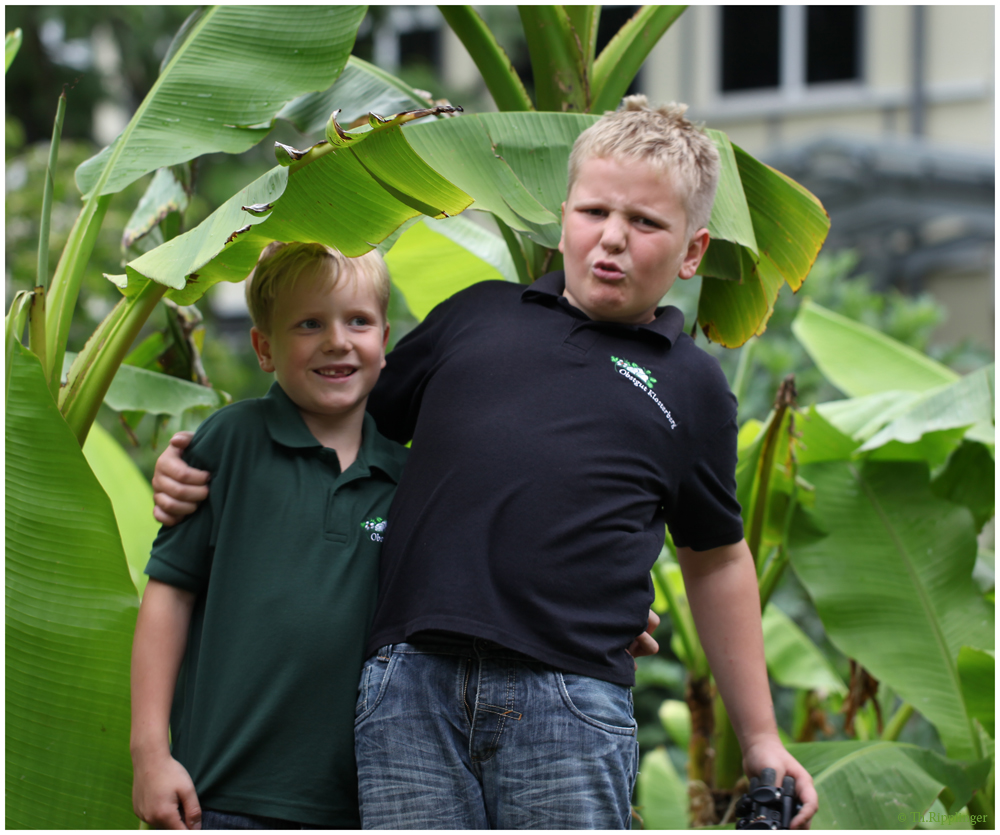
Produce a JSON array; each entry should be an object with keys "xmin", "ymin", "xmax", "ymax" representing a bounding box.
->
[{"xmin": 710, "ymin": 5, "xmax": 866, "ymax": 116}]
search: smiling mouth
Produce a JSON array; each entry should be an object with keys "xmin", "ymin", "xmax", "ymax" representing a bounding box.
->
[{"xmin": 313, "ymin": 367, "xmax": 356, "ymax": 379}]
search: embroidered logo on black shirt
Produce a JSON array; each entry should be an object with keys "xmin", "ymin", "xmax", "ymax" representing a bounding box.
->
[{"xmin": 611, "ymin": 356, "xmax": 678, "ymax": 428}]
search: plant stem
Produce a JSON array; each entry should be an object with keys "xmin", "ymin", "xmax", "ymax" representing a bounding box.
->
[
  {"xmin": 880, "ymin": 701, "xmax": 914, "ymax": 741},
  {"xmin": 652, "ymin": 560, "xmax": 707, "ymax": 677},
  {"xmin": 968, "ymin": 791, "xmax": 994, "ymax": 830},
  {"xmin": 732, "ymin": 337, "xmax": 755, "ymax": 405},
  {"xmin": 438, "ymin": 6, "xmax": 534, "ymax": 112},
  {"xmin": 61, "ymin": 279, "xmax": 167, "ymax": 446},
  {"xmin": 713, "ymin": 694, "xmax": 744, "ymax": 790},
  {"xmin": 43, "ymin": 193, "xmax": 113, "ymax": 397},
  {"xmin": 5, "ymin": 290, "xmax": 33, "ymax": 399},
  {"xmin": 494, "ymin": 217, "xmax": 533, "ymax": 285},
  {"xmin": 590, "ymin": 6, "xmax": 687, "ymax": 114},
  {"xmin": 37, "ymin": 91, "xmax": 67, "ymax": 292},
  {"xmin": 27, "ymin": 287, "xmax": 47, "ymax": 382},
  {"xmin": 517, "ymin": 6, "xmax": 587, "ymax": 112}
]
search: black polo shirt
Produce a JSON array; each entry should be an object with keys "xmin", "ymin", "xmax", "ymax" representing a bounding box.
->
[
  {"xmin": 146, "ymin": 382, "xmax": 407, "ymax": 826},
  {"xmin": 366, "ymin": 272, "xmax": 743, "ymax": 686}
]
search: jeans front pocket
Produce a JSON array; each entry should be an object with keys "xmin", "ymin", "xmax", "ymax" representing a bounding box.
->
[
  {"xmin": 557, "ymin": 672, "xmax": 636, "ymax": 735},
  {"xmin": 355, "ymin": 646, "xmax": 393, "ymax": 723}
]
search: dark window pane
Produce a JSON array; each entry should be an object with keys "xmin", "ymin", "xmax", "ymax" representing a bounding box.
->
[
  {"xmin": 807, "ymin": 6, "xmax": 860, "ymax": 84},
  {"xmin": 721, "ymin": 6, "xmax": 780, "ymax": 92},
  {"xmin": 399, "ymin": 27, "xmax": 439, "ymax": 68}
]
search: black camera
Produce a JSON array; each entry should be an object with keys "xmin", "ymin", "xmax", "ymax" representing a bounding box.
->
[{"xmin": 735, "ymin": 768, "xmax": 802, "ymax": 830}]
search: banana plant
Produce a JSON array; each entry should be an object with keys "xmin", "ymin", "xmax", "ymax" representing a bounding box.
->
[
  {"xmin": 6, "ymin": 6, "xmax": 831, "ymax": 827},
  {"xmin": 640, "ymin": 298, "xmax": 994, "ymax": 827}
]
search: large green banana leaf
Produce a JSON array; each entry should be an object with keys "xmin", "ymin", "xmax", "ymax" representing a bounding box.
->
[
  {"xmin": 793, "ymin": 299, "xmax": 959, "ymax": 397},
  {"xmin": 404, "ymin": 114, "xmax": 758, "ymax": 256},
  {"xmin": 788, "ymin": 460, "xmax": 994, "ymax": 761},
  {"xmin": 82, "ymin": 422, "xmax": 162, "ymax": 597},
  {"xmin": 788, "ymin": 740, "xmax": 993, "ymax": 828},
  {"xmin": 6, "ymin": 344, "xmax": 139, "ymax": 828},
  {"xmin": 118, "ymin": 111, "xmax": 473, "ymax": 304},
  {"xmin": 384, "ymin": 216, "xmax": 518, "ymax": 320},
  {"xmin": 76, "ymin": 5, "xmax": 366, "ymax": 197},
  {"xmin": 860, "ymin": 364, "xmax": 995, "ymax": 452},
  {"xmin": 698, "ymin": 147, "xmax": 830, "ymax": 346},
  {"xmin": 762, "ymin": 604, "xmax": 846, "ymax": 695},
  {"xmin": 278, "ymin": 55, "xmax": 437, "ymax": 136}
]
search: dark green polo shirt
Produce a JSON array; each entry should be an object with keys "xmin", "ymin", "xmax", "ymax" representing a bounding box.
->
[{"xmin": 146, "ymin": 382, "xmax": 407, "ymax": 827}]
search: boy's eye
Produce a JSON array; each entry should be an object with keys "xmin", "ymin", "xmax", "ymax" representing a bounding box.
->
[
  {"xmin": 635, "ymin": 216, "xmax": 661, "ymax": 229},
  {"xmin": 298, "ymin": 319, "xmax": 321, "ymax": 329},
  {"xmin": 348, "ymin": 316, "xmax": 372, "ymax": 327}
]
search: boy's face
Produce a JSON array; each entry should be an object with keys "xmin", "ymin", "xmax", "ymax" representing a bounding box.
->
[
  {"xmin": 251, "ymin": 266, "xmax": 389, "ymax": 424},
  {"xmin": 559, "ymin": 156, "xmax": 710, "ymax": 325}
]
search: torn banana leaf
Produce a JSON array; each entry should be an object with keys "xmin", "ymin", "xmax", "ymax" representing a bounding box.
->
[{"xmin": 116, "ymin": 107, "xmax": 473, "ymax": 305}]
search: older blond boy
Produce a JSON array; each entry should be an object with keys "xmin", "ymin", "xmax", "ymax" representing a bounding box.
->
[
  {"xmin": 131, "ymin": 243, "xmax": 407, "ymax": 829},
  {"xmin": 153, "ymin": 99, "xmax": 817, "ymax": 829}
]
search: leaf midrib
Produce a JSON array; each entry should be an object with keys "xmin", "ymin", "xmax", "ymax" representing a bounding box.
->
[{"xmin": 849, "ymin": 463, "xmax": 981, "ymax": 760}]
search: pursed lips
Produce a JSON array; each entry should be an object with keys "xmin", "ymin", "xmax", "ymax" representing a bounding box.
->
[{"xmin": 592, "ymin": 260, "xmax": 626, "ymax": 280}]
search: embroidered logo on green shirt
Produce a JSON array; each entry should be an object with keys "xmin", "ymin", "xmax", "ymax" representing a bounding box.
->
[{"xmin": 362, "ymin": 516, "xmax": 387, "ymax": 542}]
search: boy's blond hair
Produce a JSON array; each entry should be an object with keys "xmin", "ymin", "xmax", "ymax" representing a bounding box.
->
[
  {"xmin": 245, "ymin": 242, "xmax": 390, "ymax": 333},
  {"xmin": 567, "ymin": 95, "xmax": 720, "ymax": 235}
]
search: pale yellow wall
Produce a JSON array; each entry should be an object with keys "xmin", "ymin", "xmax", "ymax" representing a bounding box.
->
[
  {"xmin": 926, "ymin": 6, "xmax": 994, "ymax": 83},
  {"xmin": 927, "ymin": 100, "xmax": 995, "ymax": 147},
  {"xmin": 865, "ymin": 6, "xmax": 911, "ymax": 90}
]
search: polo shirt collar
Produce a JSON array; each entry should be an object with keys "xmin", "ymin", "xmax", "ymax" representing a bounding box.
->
[
  {"xmin": 261, "ymin": 383, "xmax": 405, "ymax": 483},
  {"xmin": 521, "ymin": 270, "xmax": 685, "ymax": 346}
]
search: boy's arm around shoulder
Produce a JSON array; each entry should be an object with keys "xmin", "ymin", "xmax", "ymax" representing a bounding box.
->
[
  {"xmin": 677, "ymin": 539, "xmax": 818, "ymax": 829},
  {"xmin": 130, "ymin": 579, "xmax": 201, "ymax": 829},
  {"xmin": 152, "ymin": 399, "xmax": 249, "ymax": 527}
]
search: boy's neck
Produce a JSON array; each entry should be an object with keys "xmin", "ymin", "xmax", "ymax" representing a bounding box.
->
[{"xmin": 298, "ymin": 400, "xmax": 367, "ymax": 472}]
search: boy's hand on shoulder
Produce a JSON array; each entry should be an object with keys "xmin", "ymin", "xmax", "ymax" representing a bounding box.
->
[
  {"xmin": 742, "ymin": 736, "xmax": 818, "ymax": 829},
  {"xmin": 132, "ymin": 749, "xmax": 202, "ymax": 829},
  {"xmin": 153, "ymin": 432, "xmax": 210, "ymax": 526}
]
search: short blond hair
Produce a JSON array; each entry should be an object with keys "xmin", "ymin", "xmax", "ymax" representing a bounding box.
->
[
  {"xmin": 567, "ymin": 95, "xmax": 720, "ymax": 235},
  {"xmin": 245, "ymin": 242, "xmax": 390, "ymax": 333}
]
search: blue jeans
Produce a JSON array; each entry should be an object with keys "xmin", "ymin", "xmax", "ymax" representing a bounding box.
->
[{"xmin": 354, "ymin": 636, "xmax": 639, "ymax": 829}]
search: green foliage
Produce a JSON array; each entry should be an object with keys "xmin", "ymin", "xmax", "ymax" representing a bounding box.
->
[
  {"xmin": 717, "ymin": 250, "xmax": 966, "ymax": 422},
  {"xmin": 6, "ymin": 343, "xmax": 138, "ymax": 829}
]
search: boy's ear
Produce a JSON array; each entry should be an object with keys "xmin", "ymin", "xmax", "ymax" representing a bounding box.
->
[
  {"xmin": 558, "ymin": 202, "xmax": 566, "ymax": 253},
  {"xmin": 678, "ymin": 228, "xmax": 711, "ymax": 280},
  {"xmin": 380, "ymin": 322, "xmax": 390, "ymax": 369},
  {"xmin": 250, "ymin": 327, "xmax": 275, "ymax": 373}
]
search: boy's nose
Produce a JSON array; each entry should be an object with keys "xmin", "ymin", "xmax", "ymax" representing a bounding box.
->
[
  {"xmin": 324, "ymin": 324, "xmax": 352, "ymax": 352},
  {"xmin": 600, "ymin": 215, "xmax": 627, "ymax": 251}
]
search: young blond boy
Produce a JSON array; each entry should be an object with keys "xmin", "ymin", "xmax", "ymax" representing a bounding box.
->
[
  {"xmin": 131, "ymin": 243, "xmax": 408, "ymax": 829},
  {"xmin": 153, "ymin": 98, "xmax": 818, "ymax": 829}
]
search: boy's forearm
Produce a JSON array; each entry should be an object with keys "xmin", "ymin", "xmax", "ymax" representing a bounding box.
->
[
  {"xmin": 676, "ymin": 540, "xmax": 778, "ymax": 748},
  {"xmin": 131, "ymin": 579, "xmax": 196, "ymax": 758}
]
